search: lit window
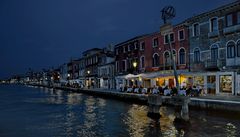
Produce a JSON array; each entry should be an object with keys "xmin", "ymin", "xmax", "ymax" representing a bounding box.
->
[
  {"xmin": 227, "ymin": 41, "xmax": 235, "ymax": 58},
  {"xmin": 226, "ymin": 14, "xmax": 233, "ymax": 27},
  {"xmin": 210, "ymin": 18, "xmax": 218, "ymax": 32}
]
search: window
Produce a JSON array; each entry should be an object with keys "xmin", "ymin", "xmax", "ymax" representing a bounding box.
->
[
  {"xmin": 116, "ymin": 61, "xmax": 119, "ymax": 72},
  {"xmin": 178, "ymin": 30, "xmax": 184, "ymax": 40},
  {"xmin": 238, "ymin": 11, "xmax": 240, "ymax": 24},
  {"xmin": 170, "ymin": 33, "xmax": 174, "ymax": 42},
  {"xmin": 211, "ymin": 44, "xmax": 218, "ymax": 61},
  {"xmin": 116, "ymin": 48, "xmax": 118, "ymax": 55},
  {"xmin": 227, "ymin": 41, "xmax": 235, "ymax": 58},
  {"xmin": 123, "ymin": 46, "xmax": 126, "ymax": 53},
  {"xmin": 193, "ymin": 23, "xmax": 199, "ymax": 36},
  {"xmin": 179, "ymin": 48, "xmax": 186, "ymax": 64},
  {"xmin": 220, "ymin": 75, "xmax": 232, "ymax": 93},
  {"xmin": 164, "ymin": 34, "xmax": 169, "ymax": 44},
  {"xmin": 153, "ymin": 38, "xmax": 158, "ymax": 47},
  {"xmin": 237, "ymin": 40, "xmax": 240, "ymax": 57},
  {"xmin": 194, "ymin": 48, "xmax": 200, "ymax": 62},
  {"xmin": 164, "ymin": 52, "xmax": 171, "ymax": 66},
  {"xmin": 140, "ymin": 56, "xmax": 145, "ymax": 68},
  {"xmin": 122, "ymin": 60, "xmax": 126, "ymax": 71},
  {"xmin": 152, "ymin": 53, "xmax": 160, "ymax": 67},
  {"xmin": 226, "ymin": 14, "xmax": 233, "ymax": 27},
  {"xmin": 128, "ymin": 45, "xmax": 131, "ymax": 52},
  {"xmin": 134, "ymin": 42, "xmax": 138, "ymax": 50},
  {"xmin": 140, "ymin": 41, "xmax": 145, "ymax": 51},
  {"xmin": 210, "ymin": 18, "xmax": 218, "ymax": 32}
]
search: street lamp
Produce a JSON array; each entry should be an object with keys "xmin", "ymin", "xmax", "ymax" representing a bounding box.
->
[
  {"xmin": 87, "ymin": 70, "xmax": 90, "ymax": 89},
  {"xmin": 133, "ymin": 62, "xmax": 137, "ymax": 68},
  {"xmin": 133, "ymin": 61, "xmax": 137, "ymax": 74}
]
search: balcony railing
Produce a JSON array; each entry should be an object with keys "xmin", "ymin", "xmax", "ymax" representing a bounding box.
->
[
  {"xmin": 223, "ymin": 24, "xmax": 240, "ymax": 34},
  {"xmin": 204, "ymin": 59, "xmax": 225, "ymax": 70}
]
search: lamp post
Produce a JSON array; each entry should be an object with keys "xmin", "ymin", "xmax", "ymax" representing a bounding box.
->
[
  {"xmin": 87, "ymin": 70, "xmax": 90, "ymax": 89},
  {"xmin": 133, "ymin": 61, "xmax": 137, "ymax": 74},
  {"xmin": 168, "ymin": 33, "xmax": 180, "ymax": 92}
]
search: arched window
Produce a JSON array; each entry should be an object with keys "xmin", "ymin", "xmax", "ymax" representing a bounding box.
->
[
  {"xmin": 227, "ymin": 41, "xmax": 235, "ymax": 58},
  {"xmin": 194, "ymin": 48, "xmax": 200, "ymax": 62},
  {"xmin": 152, "ymin": 53, "xmax": 159, "ymax": 67},
  {"xmin": 237, "ymin": 40, "xmax": 240, "ymax": 57},
  {"xmin": 211, "ymin": 44, "xmax": 218, "ymax": 61},
  {"xmin": 164, "ymin": 51, "xmax": 171, "ymax": 66},
  {"xmin": 179, "ymin": 48, "xmax": 186, "ymax": 64},
  {"xmin": 140, "ymin": 56, "xmax": 145, "ymax": 68}
]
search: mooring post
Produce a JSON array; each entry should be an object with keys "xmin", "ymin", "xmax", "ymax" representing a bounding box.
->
[
  {"xmin": 172, "ymin": 96, "xmax": 190, "ymax": 122},
  {"xmin": 147, "ymin": 94, "xmax": 162, "ymax": 120}
]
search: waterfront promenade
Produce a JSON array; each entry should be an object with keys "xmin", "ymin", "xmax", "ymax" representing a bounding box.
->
[{"xmin": 28, "ymin": 84, "xmax": 240, "ymax": 113}]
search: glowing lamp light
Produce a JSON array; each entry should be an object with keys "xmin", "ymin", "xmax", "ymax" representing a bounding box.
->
[
  {"xmin": 133, "ymin": 62, "xmax": 137, "ymax": 68},
  {"xmin": 87, "ymin": 70, "xmax": 90, "ymax": 74}
]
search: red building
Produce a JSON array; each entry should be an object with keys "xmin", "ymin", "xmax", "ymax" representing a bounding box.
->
[{"xmin": 115, "ymin": 23, "xmax": 190, "ymax": 89}]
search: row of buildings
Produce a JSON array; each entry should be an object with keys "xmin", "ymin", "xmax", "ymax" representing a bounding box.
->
[{"xmin": 21, "ymin": 1, "xmax": 240, "ymax": 96}]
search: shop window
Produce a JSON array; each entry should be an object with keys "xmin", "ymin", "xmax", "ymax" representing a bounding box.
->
[
  {"xmin": 237, "ymin": 40, "xmax": 240, "ymax": 57},
  {"xmin": 207, "ymin": 75, "xmax": 216, "ymax": 94},
  {"xmin": 152, "ymin": 53, "xmax": 160, "ymax": 67},
  {"xmin": 194, "ymin": 48, "xmax": 200, "ymax": 62},
  {"xmin": 179, "ymin": 48, "xmax": 186, "ymax": 64},
  {"xmin": 211, "ymin": 44, "xmax": 218, "ymax": 61},
  {"xmin": 210, "ymin": 18, "xmax": 218, "ymax": 32},
  {"xmin": 220, "ymin": 75, "xmax": 232, "ymax": 93},
  {"xmin": 227, "ymin": 41, "xmax": 235, "ymax": 58}
]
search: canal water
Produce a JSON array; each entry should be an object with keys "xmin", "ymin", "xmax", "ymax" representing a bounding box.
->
[{"xmin": 0, "ymin": 84, "xmax": 239, "ymax": 137}]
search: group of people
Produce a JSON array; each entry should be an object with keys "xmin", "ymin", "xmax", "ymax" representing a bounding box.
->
[{"xmin": 120, "ymin": 84, "xmax": 204, "ymax": 97}]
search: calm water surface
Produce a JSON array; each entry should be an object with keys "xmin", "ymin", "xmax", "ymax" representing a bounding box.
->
[{"xmin": 0, "ymin": 84, "xmax": 239, "ymax": 137}]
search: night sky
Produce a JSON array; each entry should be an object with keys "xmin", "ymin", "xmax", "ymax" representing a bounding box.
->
[{"xmin": 0, "ymin": 0, "xmax": 235, "ymax": 79}]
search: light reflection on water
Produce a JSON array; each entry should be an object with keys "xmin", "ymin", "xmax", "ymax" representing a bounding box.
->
[{"xmin": 0, "ymin": 84, "xmax": 240, "ymax": 137}]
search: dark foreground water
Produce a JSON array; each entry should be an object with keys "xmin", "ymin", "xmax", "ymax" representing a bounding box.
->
[{"xmin": 0, "ymin": 84, "xmax": 240, "ymax": 137}]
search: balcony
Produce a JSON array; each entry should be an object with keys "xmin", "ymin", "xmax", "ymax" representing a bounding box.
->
[
  {"xmin": 190, "ymin": 62, "xmax": 205, "ymax": 71},
  {"xmin": 223, "ymin": 24, "xmax": 240, "ymax": 34},
  {"xmin": 208, "ymin": 31, "xmax": 219, "ymax": 38},
  {"xmin": 204, "ymin": 59, "xmax": 225, "ymax": 70}
]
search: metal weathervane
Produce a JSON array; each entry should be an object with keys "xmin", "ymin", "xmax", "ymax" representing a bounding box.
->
[{"xmin": 161, "ymin": 6, "xmax": 176, "ymax": 24}]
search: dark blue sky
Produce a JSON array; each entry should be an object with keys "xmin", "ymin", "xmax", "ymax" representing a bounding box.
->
[{"xmin": 0, "ymin": 0, "xmax": 235, "ymax": 78}]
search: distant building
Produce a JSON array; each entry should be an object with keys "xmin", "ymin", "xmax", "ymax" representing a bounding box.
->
[
  {"xmin": 98, "ymin": 45, "xmax": 115, "ymax": 89},
  {"xmin": 82, "ymin": 48, "xmax": 102, "ymax": 88}
]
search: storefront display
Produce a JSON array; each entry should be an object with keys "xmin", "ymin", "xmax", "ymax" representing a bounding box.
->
[{"xmin": 219, "ymin": 75, "xmax": 232, "ymax": 93}]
